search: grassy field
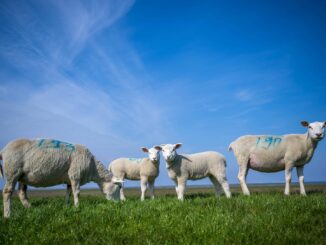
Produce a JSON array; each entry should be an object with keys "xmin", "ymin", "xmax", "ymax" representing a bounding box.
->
[{"xmin": 1, "ymin": 184, "xmax": 326, "ymax": 244}]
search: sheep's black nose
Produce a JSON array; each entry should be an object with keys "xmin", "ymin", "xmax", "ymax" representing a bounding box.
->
[{"xmin": 316, "ymin": 133, "xmax": 322, "ymax": 137}]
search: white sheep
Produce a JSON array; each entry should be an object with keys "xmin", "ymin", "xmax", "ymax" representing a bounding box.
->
[
  {"xmin": 109, "ymin": 146, "xmax": 162, "ymax": 201},
  {"xmin": 0, "ymin": 138, "xmax": 123, "ymax": 218},
  {"xmin": 229, "ymin": 121, "xmax": 325, "ymax": 196},
  {"xmin": 161, "ymin": 143, "xmax": 231, "ymax": 200}
]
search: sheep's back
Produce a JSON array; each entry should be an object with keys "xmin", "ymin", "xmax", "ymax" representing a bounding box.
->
[
  {"xmin": 3, "ymin": 139, "xmax": 82, "ymax": 186},
  {"xmin": 179, "ymin": 152, "xmax": 226, "ymax": 179},
  {"xmin": 110, "ymin": 158, "xmax": 142, "ymax": 180}
]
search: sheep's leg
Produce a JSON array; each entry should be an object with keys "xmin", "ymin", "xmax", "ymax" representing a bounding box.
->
[
  {"xmin": 296, "ymin": 166, "xmax": 306, "ymax": 196},
  {"xmin": 148, "ymin": 180, "xmax": 155, "ymax": 200},
  {"xmin": 18, "ymin": 183, "xmax": 31, "ymax": 208},
  {"xmin": 173, "ymin": 179, "xmax": 179, "ymax": 197},
  {"xmin": 284, "ymin": 166, "xmax": 293, "ymax": 195},
  {"xmin": 216, "ymin": 175, "xmax": 231, "ymax": 198},
  {"xmin": 120, "ymin": 182, "xmax": 126, "ymax": 201},
  {"xmin": 238, "ymin": 164, "xmax": 250, "ymax": 195},
  {"xmin": 177, "ymin": 178, "xmax": 187, "ymax": 201},
  {"xmin": 140, "ymin": 177, "xmax": 148, "ymax": 201},
  {"xmin": 65, "ymin": 184, "xmax": 72, "ymax": 204},
  {"xmin": 70, "ymin": 180, "xmax": 80, "ymax": 206},
  {"xmin": 209, "ymin": 176, "xmax": 222, "ymax": 196},
  {"xmin": 3, "ymin": 180, "xmax": 17, "ymax": 218}
]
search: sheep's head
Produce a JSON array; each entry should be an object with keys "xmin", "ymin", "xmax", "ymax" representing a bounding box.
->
[
  {"xmin": 141, "ymin": 146, "xmax": 162, "ymax": 162},
  {"xmin": 102, "ymin": 176, "xmax": 123, "ymax": 201},
  {"xmin": 301, "ymin": 121, "xmax": 326, "ymax": 141},
  {"xmin": 161, "ymin": 143, "xmax": 182, "ymax": 162}
]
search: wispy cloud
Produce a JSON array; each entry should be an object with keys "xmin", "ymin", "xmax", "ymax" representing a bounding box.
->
[
  {"xmin": 0, "ymin": 0, "xmax": 135, "ymax": 68},
  {"xmin": 0, "ymin": 0, "xmax": 169, "ymax": 163},
  {"xmin": 234, "ymin": 87, "xmax": 273, "ymax": 105}
]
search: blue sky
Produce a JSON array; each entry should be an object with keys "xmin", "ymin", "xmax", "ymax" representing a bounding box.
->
[{"xmin": 0, "ymin": 0, "xmax": 325, "ymax": 190}]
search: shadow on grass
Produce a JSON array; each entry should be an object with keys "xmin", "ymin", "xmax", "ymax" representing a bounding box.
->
[{"xmin": 305, "ymin": 189, "xmax": 325, "ymax": 194}]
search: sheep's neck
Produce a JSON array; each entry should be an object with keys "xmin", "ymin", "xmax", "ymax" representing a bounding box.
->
[
  {"xmin": 166, "ymin": 161, "xmax": 174, "ymax": 169},
  {"xmin": 151, "ymin": 160, "xmax": 160, "ymax": 167},
  {"xmin": 305, "ymin": 133, "xmax": 318, "ymax": 149},
  {"xmin": 304, "ymin": 133, "xmax": 318, "ymax": 163},
  {"xmin": 94, "ymin": 162, "xmax": 111, "ymax": 184}
]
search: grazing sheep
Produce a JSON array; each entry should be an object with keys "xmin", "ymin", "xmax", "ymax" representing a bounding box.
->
[
  {"xmin": 109, "ymin": 146, "xmax": 162, "ymax": 201},
  {"xmin": 161, "ymin": 143, "xmax": 231, "ymax": 200},
  {"xmin": 229, "ymin": 121, "xmax": 325, "ymax": 196},
  {"xmin": 0, "ymin": 138, "xmax": 123, "ymax": 218}
]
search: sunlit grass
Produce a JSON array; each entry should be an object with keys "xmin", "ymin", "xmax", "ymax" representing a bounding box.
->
[{"xmin": 1, "ymin": 187, "xmax": 326, "ymax": 244}]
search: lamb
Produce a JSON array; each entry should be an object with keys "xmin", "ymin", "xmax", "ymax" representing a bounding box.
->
[
  {"xmin": 0, "ymin": 138, "xmax": 123, "ymax": 218},
  {"xmin": 229, "ymin": 121, "xmax": 325, "ymax": 196},
  {"xmin": 161, "ymin": 143, "xmax": 231, "ymax": 200},
  {"xmin": 109, "ymin": 146, "xmax": 162, "ymax": 201}
]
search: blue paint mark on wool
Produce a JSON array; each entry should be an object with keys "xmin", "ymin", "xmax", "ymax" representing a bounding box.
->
[
  {"xmin": 128, "ymin": 158, "xmax": 143, "ymax": 163},
  {"xmin": 256, "ymin": 136, "xmax": 283, "ymax": 149},
  {"xmin": 38, "ymin": 139, "xmax": 76, "ymax": 151}
]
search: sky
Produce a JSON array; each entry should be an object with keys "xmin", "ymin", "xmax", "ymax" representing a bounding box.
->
[{"xmin": 0, "ymin": 0, "xmax": 325, "ymax": 190}]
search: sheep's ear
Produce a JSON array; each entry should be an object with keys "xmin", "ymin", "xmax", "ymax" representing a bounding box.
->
[
  {"xmin": 324, "ymin": 121, "xmax": 326, "ymax": 127},
  {"xmin": 301, "ymin": 121, "xmax": 309, "ymax": 127},
  {"xmin": 154, "ymin": 145, "xmax": 162, "ymax": 151},
  {"xmin": 174, "ymin": 143, "xmax": 182, "ymax": 149},
  {"xmin": 141, "ymin": 147, "xmax": 149, "ymax": 153}
]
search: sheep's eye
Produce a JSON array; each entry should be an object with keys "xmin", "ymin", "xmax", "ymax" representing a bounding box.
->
[{"xmin": 308, "ymin": 126, "xmax": 313, "ymax": 129}]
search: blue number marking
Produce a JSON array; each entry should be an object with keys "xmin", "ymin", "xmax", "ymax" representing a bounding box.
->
[
  {"xmin": 256, "ymin": 136, "xmax": 282, "ymax": 149},
  {"xmin": 49, "ymin": 140, "xmax": 61, "ymax": 148},
  {"xmin": 256, "ymin": 137, "xmax": 261, "ymax": 146},
  {"xmin": 38, "ymin": 139, "xmax": 75, "ymax": 151},
  {"xmin": 38, "ymin": 139, "xmax": 45, "ymax": 147},
  {"xmin": 273, "ymin": 137, "xmax": 282, "ymax": 145},
  {"xmin": 265, "ymin": 137, "xmax": 273, "ymax": 148}
]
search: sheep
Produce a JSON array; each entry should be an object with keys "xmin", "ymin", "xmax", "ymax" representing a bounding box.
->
[
  {"xmin": 0, "ymin": 138, "xmax": 123, "ymax": 218},
  {"xmin": 109, "ymin": 146, "xmax": 162, "ymax": 201},
  {"xmin": 161, "ymin": 143, "xmax": 231, "ymax": 200},
  {"xmin": 229, "ymin": 121, "xmax": 325, "ymax": 196}
]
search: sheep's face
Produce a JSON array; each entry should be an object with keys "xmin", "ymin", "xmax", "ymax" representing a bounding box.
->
[
  {"xmin": 142, "ymin": 146, "xmax": 162, "ymax": 162},
  {"xmin": 161, "ymin": 143, "xmax": 182, "ymax": 162},
  {"xmin": 103, "ymin": 179, "xmax": 123, "ymax": 201},
  {"xmin": 301, "ymin": 121, "xmax": 325, "ymax": 141}
]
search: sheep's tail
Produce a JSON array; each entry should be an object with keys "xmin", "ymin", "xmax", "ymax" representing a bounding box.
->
[
  {"xmin": 228, "ymin": 142, "xmax": 234, "ymax": 152},
  {"xmin": 0, "ymin": 151, "xmax": 3, "ymax": 178}
]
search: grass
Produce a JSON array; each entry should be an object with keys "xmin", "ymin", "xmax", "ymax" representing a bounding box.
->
[{"xmin": 0, "ymin": 185, "xmax": 326, "ymax": 244}]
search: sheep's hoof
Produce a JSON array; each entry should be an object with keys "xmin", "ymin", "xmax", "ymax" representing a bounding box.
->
[{"xmin": 24, "ymin": 203, "xmax": 31, "ymax": 208}]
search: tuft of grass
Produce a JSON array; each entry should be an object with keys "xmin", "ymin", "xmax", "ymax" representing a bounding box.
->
[{"xmin": 0, "ymin": 190, "xmax": 326, "ymax": 244}]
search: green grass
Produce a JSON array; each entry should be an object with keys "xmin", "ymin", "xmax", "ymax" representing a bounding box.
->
[{"xmin": 1, "ymin": 186, "xmax": 326, "ymax": 244}]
